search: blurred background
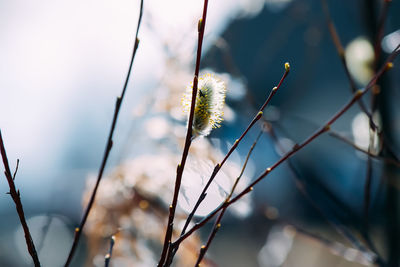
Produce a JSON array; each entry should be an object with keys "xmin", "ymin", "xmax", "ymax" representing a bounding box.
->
[{"xmin": 0, "ymin": 0, "xmax": 399, "ymax": 266}]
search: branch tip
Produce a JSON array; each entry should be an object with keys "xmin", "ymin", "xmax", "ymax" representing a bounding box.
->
[{"xmin": 284, "ymin": 62, "xmax": 290, "ymax": 72}]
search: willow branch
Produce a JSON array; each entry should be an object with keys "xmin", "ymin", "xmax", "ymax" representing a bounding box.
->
[
  {"xmin": 172, "ymin": 45, "xmax": 399, "ymax": 249},
  {"xmin": 158, "ymin": 1, "xmax": 210, "ymax": 266}
]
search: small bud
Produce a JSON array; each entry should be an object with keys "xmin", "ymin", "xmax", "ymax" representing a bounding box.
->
[
  {"xmin": 198, "ymin": 19, "xmax": 203, "ymax": 32},
  {"xmin": 75, "ymin": 227, "xmax": 80, "ymax": 233},
  {"xmin": 386, "ymin": 62, "xmax": 394, "ymax": 70},
  {"xmin": 249, "ymin": 187, "xmax": 254, "ymax": 191},
  {"xmin": 266, "ymin": 168, "xmax": 271, "ymax": 172},
  {"xmin": 216, "ymin": 223, "xmax": 221, "ymax": 229},
  {"xmin": 355, "ymin": 89, "xmax": 363, "ymax": 99},
  {"xmin": 284, "ymin": 62, "xmax": 290, "ymax": 71},
  {"xmin": 257, "ymin": 111, "xmax": 263, "ymax": 118},
  {"xmin": 272, "ymin": 86, "xmax": 278, "ymax": 91},
  {"xmin": 201, "ymin": 245, "xmax": 206, "ymax": 250},
  {"xmin": 324, "ymin": 124, "xmax": 331, "ymax": 131},
  {"xmin": 105, "ymin": 253, "xmax": 111, "ymax": 259}
]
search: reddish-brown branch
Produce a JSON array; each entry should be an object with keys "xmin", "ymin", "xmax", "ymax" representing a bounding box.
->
[
  {"xmin": 0, "ymin": 131, "xmax": 41, "ymax": 267},
  {"xmin": 172, "ymin": 45, "xmax": 400, "ymax": 249},
  {"xmin": 64, "ymin": 1, "xmax": 143, "ymax": 265},
  {"xmin": 158, "ymin": 1, "xmax": 210, "ymax": 266}
]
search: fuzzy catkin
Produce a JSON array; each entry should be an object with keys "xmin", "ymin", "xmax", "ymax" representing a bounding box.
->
[{"xmin": 182, "ymin": 74, "xmax": 226, "ymax": 138}]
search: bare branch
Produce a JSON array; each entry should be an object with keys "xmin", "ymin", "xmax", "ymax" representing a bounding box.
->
[{"xmin": 0, "ymin": 130, "xmax": 41, "ymax": 267}]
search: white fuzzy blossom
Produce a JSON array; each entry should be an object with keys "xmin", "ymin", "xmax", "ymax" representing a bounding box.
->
[
  {"xmin": 182, "ymin": 73, "xmax": 226, "ymax": 137},
  {"xmin": 345, "ymin": 37, "xmax": 375, "ymax": 86}
]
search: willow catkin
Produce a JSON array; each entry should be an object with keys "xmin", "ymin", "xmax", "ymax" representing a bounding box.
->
[{"xmin": 182, "ymin": 73, "xmax": 226, "ymax": 138}]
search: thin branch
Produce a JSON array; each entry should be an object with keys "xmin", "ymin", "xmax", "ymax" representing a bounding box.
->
[
  {"xmin": 320, "ymin": 0, "xmax": 377, "ymax": 130},
  {"xmin": 373, "ymin": 0, "xmax": 391, "ymax": 67},
  {"xmin": 104, "ymin": 235, "xmax": 115, "ymax": 267},
  {"xmin": 172, "ymin": 45, "xmax": 400, "ymax": 250},
  {"xmin": 0, "ymin": 130, "xmax": 41, "ymax": 267},
  {"xmin": 194, "ymin": 130, "xmax": 262, "ymax": 266},
  {"xmin": 158, "ymin": 1, "xmax": 210, "ymax": 266},
  {"xmin": 64, "ymin": 1, "xmax": 144, "ymax": 265}
]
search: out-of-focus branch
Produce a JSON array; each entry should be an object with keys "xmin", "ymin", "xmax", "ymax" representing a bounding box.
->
[
  {"xmin": 0, "ymin": 130, "xmax": 41, "ymax": 267},
  {"xmin": 328, "ymin": 131, "xmax": 400, "ymax": 167},
  {"xmin": 321, "ymin": 0, "xmax": 376, "ymax": 130}
]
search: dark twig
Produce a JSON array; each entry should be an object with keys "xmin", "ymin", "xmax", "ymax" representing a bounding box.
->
[
  {"xmin": 364, "ymin": 0, "xmax": 391, "ymax": 251},
  {"xmin": 194, "ymin": 130, "xmax": 262, "ymax": 266},
  {"xmin": 0, "ymin": 131, "xmax": 41, "ymax": 267},
  {"xmin": 64, "ymin": 1, "xmax": 143, "ymax": 265},
  {"xmin": 104, "ymin": 235, "xmax": 115, "ymax": 267},
  {"xmin": 158, "ymin": 1, "xmax": 210, "ymax": 266},
  {"xmin": 172, "ymin": 46, "xmax": 400, "ymax": 250},
  {"xmin": 321, "ymin": 0, "xmax": 377, "ymax": 130}
]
